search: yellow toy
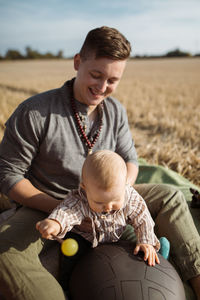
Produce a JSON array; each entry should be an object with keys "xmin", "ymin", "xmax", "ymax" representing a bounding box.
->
[
  {"xmin": 61, "ymin": 238, "xmax": 79, "ymax": 256},
  {"xmin": 53, "ymin": 235, "xmax": 79, "ymax": 256}
]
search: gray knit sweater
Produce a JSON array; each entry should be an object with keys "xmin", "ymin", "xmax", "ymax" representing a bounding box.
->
[{"xmin": 0, "ymin": 79, "xmax": 138, "ymax": 200}]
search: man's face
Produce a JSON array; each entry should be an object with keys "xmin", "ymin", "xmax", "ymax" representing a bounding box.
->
[{"xmin": 73, "ymin": 53, "xmax": 127, "ymax": 107}]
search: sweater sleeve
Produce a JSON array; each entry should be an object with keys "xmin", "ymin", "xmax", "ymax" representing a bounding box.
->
[
  {"xmin": 0, "ymin": 101, "xmax": 41, "ymax": 195},
  {"xmin": 126, "ymin": 186, "xmax": 160, "ymax": 251},
  {"xmin": 114, "ymin": 102, "xmax": 138, "ymax": 166}
]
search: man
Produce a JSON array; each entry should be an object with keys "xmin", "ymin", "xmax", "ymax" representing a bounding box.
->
[{"xmin": 0, "ymin": 26, "xmax": 199, "ymax": 300}]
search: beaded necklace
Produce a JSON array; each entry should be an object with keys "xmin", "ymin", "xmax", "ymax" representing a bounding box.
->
[{"xmin": 69, "ymin": 80, "xmax": 104, "ymax": 155}]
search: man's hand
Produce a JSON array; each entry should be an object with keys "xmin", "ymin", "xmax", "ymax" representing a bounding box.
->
[
  {"xmin": 36, "ymin": 218, "xmax": 61, "ymax": 239},
  {"xmin": 134, "ymin": 243, "xmax": 160, "ymax": 266}
]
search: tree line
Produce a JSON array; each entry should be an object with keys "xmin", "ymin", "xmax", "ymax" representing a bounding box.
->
[
  {"xmin": 133, "ymin": 48, "xmax": 200, "ymax": 59},
  {"xmin": 0, "ymin": 47, "xmax": 200, "ymax": 60},
  {"xmin": 0, "ymin": 47, "xmax": 64, "ymax": 60}
]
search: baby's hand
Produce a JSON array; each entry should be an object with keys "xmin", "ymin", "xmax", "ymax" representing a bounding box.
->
[
  {"xmin": 36, "ymin": 218, "xmax": 61, "ymax": 239},
  {"xmin": 134, "ymin": 243, "xmax": 160, "ymax": 266}
]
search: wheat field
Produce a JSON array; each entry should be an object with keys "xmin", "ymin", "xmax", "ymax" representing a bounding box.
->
[{"xmin": 0, "ymin": 58, "xmax": 199, "ymax": 186}]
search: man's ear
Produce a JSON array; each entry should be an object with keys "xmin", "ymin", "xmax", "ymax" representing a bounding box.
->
[
  {"xmin": 80, "ymin": 182, "xmax": 85, "ymax": 189},
  {"xmin": 74, "ymin": 53, "xmax": 81, "ymax": 71}
]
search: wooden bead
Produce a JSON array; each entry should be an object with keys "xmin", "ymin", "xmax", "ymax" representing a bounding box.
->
[{"xmin": 70, "ymin": 92, "xmax": 104, "ymax": 154}]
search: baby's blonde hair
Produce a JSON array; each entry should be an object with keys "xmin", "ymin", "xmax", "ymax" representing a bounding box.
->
[{"xmin": 82, "ymin": 150, "xmax": 127, "ymax": 190}]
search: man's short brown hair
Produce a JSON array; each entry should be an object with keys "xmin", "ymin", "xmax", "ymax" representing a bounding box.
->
[{"xmin": 79, "ymin": 26, "xmax": 131, "ymax": 61}]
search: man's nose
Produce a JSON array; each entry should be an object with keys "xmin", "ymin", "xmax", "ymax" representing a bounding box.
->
[{"xmin": 97, "ymin": 80, "xmax": 107, "ymax": 93}]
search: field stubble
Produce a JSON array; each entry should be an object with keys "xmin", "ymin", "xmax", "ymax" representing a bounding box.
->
[{"xmin": 0, "ymin": 58, "xmax": 199, "ymax": 186}]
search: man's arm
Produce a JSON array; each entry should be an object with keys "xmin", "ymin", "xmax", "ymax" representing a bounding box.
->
[
  {"xmin": 1, "ymin": 100, "xmax": 60, "ymax": 214},
  {"xmin": 126, "ymin": 162, "xmax": 139, "ymax": 185},
  {"xmin": 8, "ymin": 179, "xmax": 61, "ymax": 213},
  {"xmin": 112, "ymin": 100, "xmax": 139, "ymax": 177}
]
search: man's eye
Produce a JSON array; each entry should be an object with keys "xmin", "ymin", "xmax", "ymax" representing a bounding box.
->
[
  {"xmin": 108, "ymin": 79, "xmax": 117, "ymax": 85},
  {"xmin": 91, "ymin": 73, "xmax": 100, "ymax": 79},
  {"xmin": 108, "ymin": 80, "xmax": 114, "ymax": 84}
]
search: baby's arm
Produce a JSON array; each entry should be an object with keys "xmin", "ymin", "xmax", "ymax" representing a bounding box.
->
[
  {"xmin": 36, "ymin": 191, "xmax": 85, "ymax": 239},
  {"xmin": 126, "ymin": 186, "xmax": 160, "ymax": 266},
  {"xmin": 134, "ymin": 243, "xmax": 160, "ymax": 266},
  {"xmin": 36, "ymin": 218, "xmax": 61, "ymax": 239}
]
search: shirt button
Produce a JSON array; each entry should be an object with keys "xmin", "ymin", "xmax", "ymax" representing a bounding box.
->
[{"xmin": 101, "ymin": 215, "xmax": 106, "ymax": 219}]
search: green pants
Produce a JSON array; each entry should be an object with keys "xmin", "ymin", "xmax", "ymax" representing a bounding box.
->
[
  {"xmin": 132, "ymin": 184, "xmax": 200, "ymax": 280},
  {"xmin": 0, "ymin": 184, "xmax": 200, "ymax": 300}
]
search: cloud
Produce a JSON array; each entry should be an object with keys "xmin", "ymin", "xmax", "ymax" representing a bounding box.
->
[{"xmin": 0, "ymin": 0, "xmax": 200, "ymax": 56}]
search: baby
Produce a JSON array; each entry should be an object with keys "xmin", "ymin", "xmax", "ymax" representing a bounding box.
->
[{"xmin": 36, "ymin": 150, "xmax": 160, "ymax": 266}]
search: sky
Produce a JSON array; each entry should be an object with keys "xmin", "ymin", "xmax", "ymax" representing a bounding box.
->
[{"xmin": 0, "ymin": 0, "xmax": 200, "ymax": 57}]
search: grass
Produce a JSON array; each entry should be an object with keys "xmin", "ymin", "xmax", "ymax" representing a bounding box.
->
[{"xmin": 0, "ymin": 58, "xmax": 199, "ymax": 186}]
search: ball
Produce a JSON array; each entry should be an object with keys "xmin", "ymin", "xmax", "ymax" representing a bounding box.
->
[
  {"xmin": 61, "ymin": 238, "xmax": 79, "ymax": 256},
  {"xmin": 69, "ymin": 241, "xmax": 186, "ymax": 300}
]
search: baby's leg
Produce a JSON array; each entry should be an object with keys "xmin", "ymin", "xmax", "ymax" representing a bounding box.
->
[{"xmin": 159, "ymin": 236, "xmax": 170, "ymax": 260}]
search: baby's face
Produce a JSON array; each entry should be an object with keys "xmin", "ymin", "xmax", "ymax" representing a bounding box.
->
[{"xmin": 83, "ymin": 180, "xmax": 126, "ymax": 214}]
